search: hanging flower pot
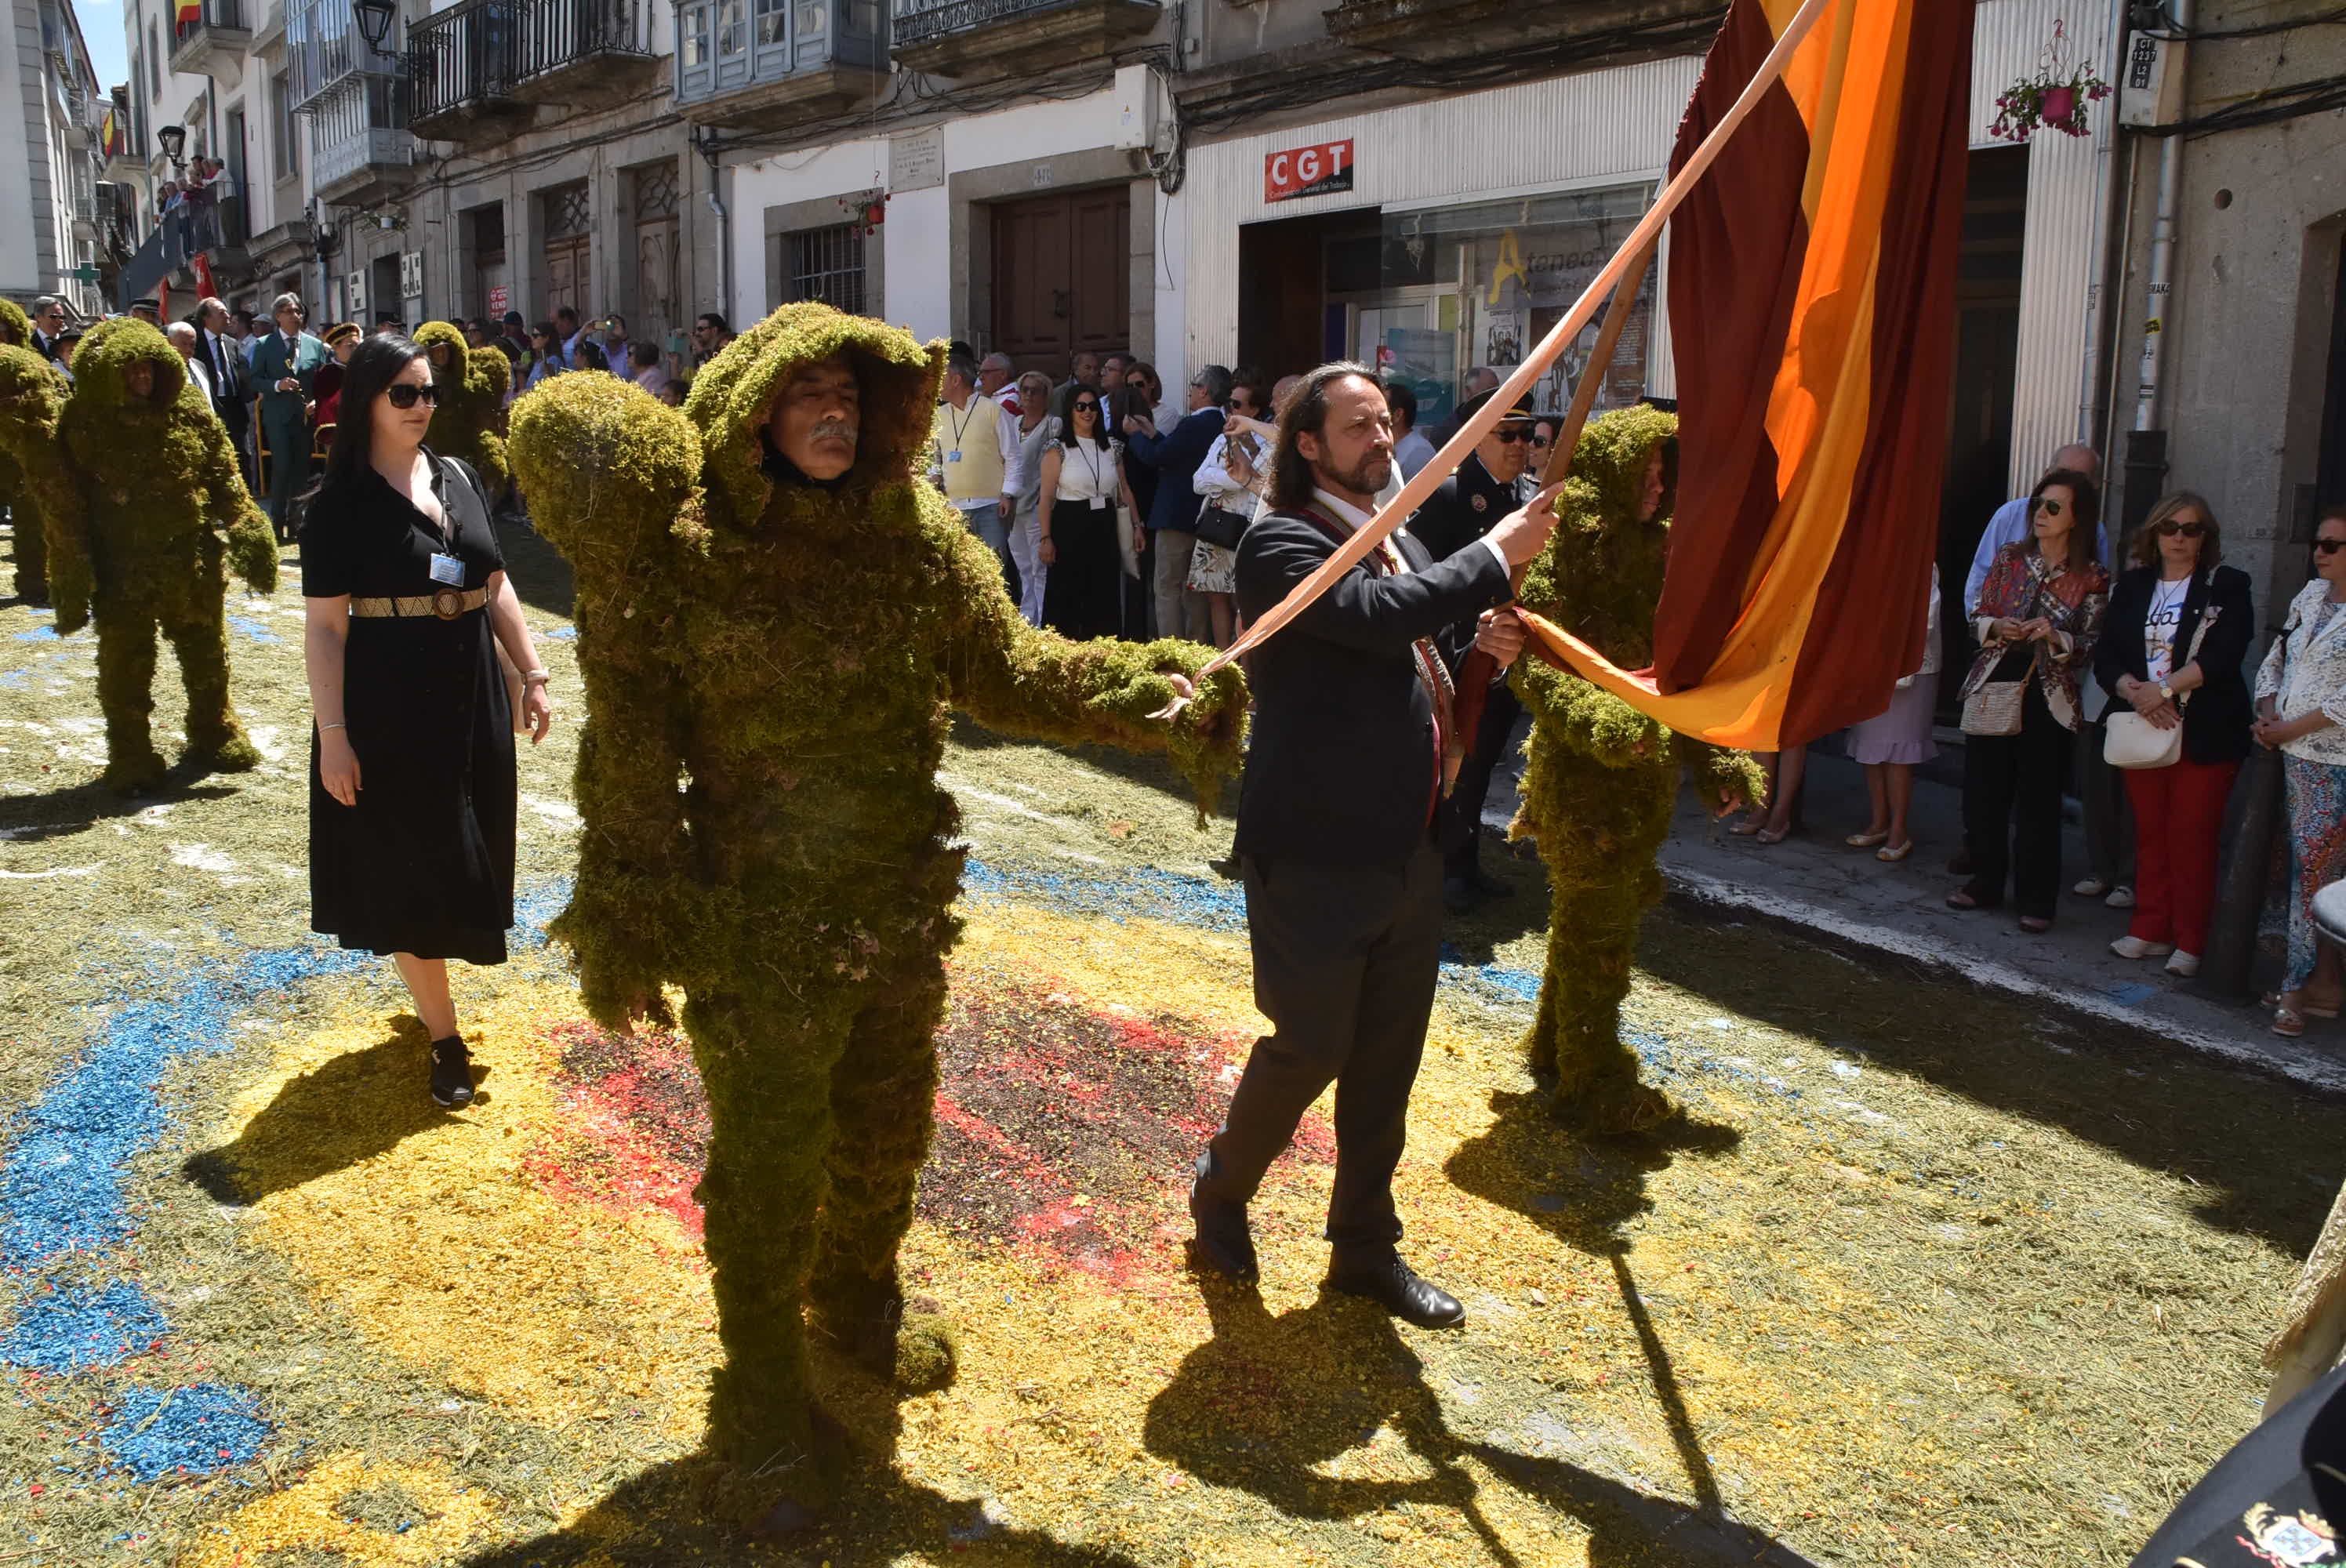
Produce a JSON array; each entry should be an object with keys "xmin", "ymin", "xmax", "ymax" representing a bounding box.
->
[{"xmin": 1990, "ymin": 20, "xmax": 2111, "ymax": 142}]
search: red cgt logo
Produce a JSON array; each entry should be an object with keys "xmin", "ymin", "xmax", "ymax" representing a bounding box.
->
[{"xmin": 1265, "ymin": 140, "xmax": 1355, "ymax": 204}]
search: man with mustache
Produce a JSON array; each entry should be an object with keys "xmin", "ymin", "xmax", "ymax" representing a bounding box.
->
[{"xmin": 511, "ymin": 303, "xmax": 1247, "ymax": 1505}]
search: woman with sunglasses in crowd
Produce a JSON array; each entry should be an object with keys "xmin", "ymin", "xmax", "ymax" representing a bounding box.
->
[
  {"xmin": 1037, "ymin": 385, "xmax": 1131, "ymax": 640},
  {"xmin": 2093, "ymin": 493, "xmax": 2253, "ymax": 979},
  {"xmin": 300, "ymin": 336, "xmax": 554, "ymax": 1108},
  {"xmin": 1948, "ymin": 468, "xmax": 2109, "ymax": 931},
  {"xmin": 2254, "ymin": 505, "xmax": 2346, "ymax": 1036}
]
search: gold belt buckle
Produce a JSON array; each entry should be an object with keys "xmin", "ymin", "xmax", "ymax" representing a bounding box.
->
[{"xmin": 431, "ymin": 587, "xmax": 466, "ymax": 620}]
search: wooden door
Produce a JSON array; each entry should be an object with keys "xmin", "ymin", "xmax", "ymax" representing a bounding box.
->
[
  {"xmin": 990, "ymin": 187, "xmax": 1131, "ymax": 374},
  {"xmin": 544, "ymin": 234, "xmax": 589, "ymax": 318},
  {"xmin": 635, "ymin": 219, "xmax": 677, "ymax": 343}
]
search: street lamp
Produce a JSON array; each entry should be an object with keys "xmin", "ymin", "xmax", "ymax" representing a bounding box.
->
[
  {"xmin": 157, "ymin": 123, "xmax": 187, "ymax": 172},
  {"xmin": 354, "ymin": 0, "xmax": 398, "ymax": 52}
]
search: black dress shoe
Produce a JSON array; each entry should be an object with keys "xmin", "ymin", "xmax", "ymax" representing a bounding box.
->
[
  {"xmin": 1462, "ymin": 864, "xmax": 1513, "ymax": 899},
  {"xmin": 1442, "ymin": 876, "xmax": 1477, "ymax": 915},
  {"xmin": 429, "ymin": 1035, "xmax": 474, "ymax": 1109},
  {"xmin": 1326, "ymin": 1251, "xmax": 1466, "ymax": 1329},
  {"xmin": 1187, "ymin": 1160, "xmax": 1257, "ymax": 1283}
]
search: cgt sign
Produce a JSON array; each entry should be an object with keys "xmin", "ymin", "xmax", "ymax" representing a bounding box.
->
[{"xmin": 1265, "ymin": 139, "xmax": 1355, "ymax": 204}]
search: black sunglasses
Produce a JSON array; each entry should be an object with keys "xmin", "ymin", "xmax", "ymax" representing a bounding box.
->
[
  {"xmin": 1530, "ymin": 434, "xmax": 1552, "ymax": 447},
  {"xmin": 2032, "ymin": 496, "xmax": 2066, "ymax": 517},
  {"xmin": 2155, "ymin": 519, "xmax": 2208, "ymax": 538},
  {"xmin": 385, "ymin": 383, "xmax": 442, "ymax": 408},
  {"xmin": 1072, "ymin": 399, "xmax": 1099, "ymax": 412},
  {"xmin": 2316, "ymin": 539, "xmax": 2346, "ymax": 555},
  {"xmin": 1492, "ymin": 428, "xmax": 1531, "ymax": 445}
]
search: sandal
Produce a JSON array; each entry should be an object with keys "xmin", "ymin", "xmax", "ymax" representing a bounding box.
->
[
  {"xmin": 1727, "ymin": 816, "xmax": 1767, "ymax": 837},
  {"xmin": 1845, "ymin": 829, "xmax": 1890, "ymax": 849},
  {"xmin": 1876, "ymin": 840, "xmax": 1914, "ymax": 863},
  {"xmin": 2018, "ymin": 916, "xmax": 2052, "ymax": 935},
  {"xmin": 1754, "ymin": 826, "xmax": 1790, "ymax": 845},
  {"xmin": 2262, "ymin": 990, "xmax": 2343, "ymax": 1020},
  {"xmin": 2274, "ymin": 1006, "xmax": 2308, "ymax": 1039},
  {"xmin": 1945, "ymin": 890, "xmax": 1985, "ymax": 911}
]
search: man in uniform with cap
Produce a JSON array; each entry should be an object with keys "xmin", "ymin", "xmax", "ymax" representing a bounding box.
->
[{"xmin": 1409, "ymin": 386, "xmax": 1538, "ymax": 911}]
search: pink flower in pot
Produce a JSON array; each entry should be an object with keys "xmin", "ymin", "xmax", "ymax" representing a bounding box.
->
[{"xmin": 2041, "ymin": 84, "xmax": 2076, "ymax": 125}]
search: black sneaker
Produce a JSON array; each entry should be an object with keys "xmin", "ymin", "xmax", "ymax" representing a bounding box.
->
[{"xmin": 429, "ymin": 1036, "xmax": 474, "ymax": 1109}]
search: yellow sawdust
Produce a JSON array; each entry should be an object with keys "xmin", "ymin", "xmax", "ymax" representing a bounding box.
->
[
  {"xmin": 211, "ymin": 980, "xmax": 717, "ymax": 1440},
  {"xmin": 187, "ymin": 1450, "xmax": 499, "ymax": 1567}
]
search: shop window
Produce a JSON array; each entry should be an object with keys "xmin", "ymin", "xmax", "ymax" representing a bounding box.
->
[{"xmin": 1371, "ymin": 182, "xmax": 1656, "ymax": 426}]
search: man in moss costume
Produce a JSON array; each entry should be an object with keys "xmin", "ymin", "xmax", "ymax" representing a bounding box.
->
[
  {"xmin": 0, "ymin": 343, "xmax": 80, "ymax": 615},
  {"xmin": 0, "ymin": 299, "xmax": 49, "ymax": 604},
  {"xmin": 1509, "ymin": 405, "xmax": 1763, "ymax": 1134},
  {"xmin": 58, "ymin": 318, "xmax": 278, "ymax": 792},
  {"xmin": 414, "ymin": 320, "xmax": 511, "ymax": 503},
  {"xmin": 510, "ymin": 302, "xmax": 1245, "ymax": 1486}
]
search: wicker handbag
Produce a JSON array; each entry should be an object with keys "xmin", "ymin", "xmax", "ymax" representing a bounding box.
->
[{"xmin": 1960, "ymin": 563, "xmax": 2048, "ymax": 738}]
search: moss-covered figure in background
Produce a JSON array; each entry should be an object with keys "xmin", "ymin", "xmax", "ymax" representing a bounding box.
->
[
  {"xmin": 414, "ymin": 321, "xmax": 510, "ymax": 503},
  {"xmin": 511, "ymin": 303, "xmax": 1245, "ymax": 1495},
  {"xmin": 0, "ymin": 346, "xmax": 82, "ymax": 618},
  {"xmin": 60, "ymin": 319, "xmax": 278, "ymax": 793},
  {"xmin": 0, "ymin": 299, "xmax": 46, "ymax": 604},
  {"xmin": 1509, "ymin": 405, "xmax": 1765, "ymax": 1134}
]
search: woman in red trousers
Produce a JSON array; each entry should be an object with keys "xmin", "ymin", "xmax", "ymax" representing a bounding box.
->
[{"xmin": 2093, "ymin": 492, "xmax": 2254, "ymax": 978}]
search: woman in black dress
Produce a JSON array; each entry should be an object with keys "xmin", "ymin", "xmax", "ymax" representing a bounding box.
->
[
  {"xmin": 300, "ymin": 336, "xmax": 554, "ymax": 1107},
  {"xmin": 1037, "ymin": 390, "xmax": 1128, "ymax": 640}
]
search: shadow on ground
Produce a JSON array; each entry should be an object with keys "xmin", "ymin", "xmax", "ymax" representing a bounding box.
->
[
  {"xmin": 1639, "ymin": 898, "xmax": 2345, "ymax": 1255},
  {"xmin": 950, "ymin": 713, "xmax": 1239, "ymax": 822},
  {"xmin": 1142, "ymin": 1279, "xmax": 1814, "ymax": 1567},
  {"xmin": 182, "ymin": 1015, "xmax": 493, "ymax": 1203},
  {"xmin": 0, "ymin": 775, "xmax": 240, "ymax": 840}
]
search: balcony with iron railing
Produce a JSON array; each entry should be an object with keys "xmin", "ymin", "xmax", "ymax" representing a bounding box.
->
[
  {"xmin": 673, "ymin": 0, "xmax": 885, "ymax": 128},
  {"xmin": 307, "ymin": 70, "xmax": 417, "ymax": 204},
  {"xmin": 890, "ymin": 0, "xmax": 1156, "ymax": 82},
  {"xmin": 289, "ymin": 0, "xmax": 405, "ymax": 109},
  {"xmin": 506, "ymin": 0, "xmax": 659, "ymax": 107},
  {"xmin": 1321, "ymin": 0, "xmax": 1722, "ymax": 66},
  {"xmin": 406, "ymin": 0, "xmax": 532, "ymax": 143},
  {"xmin": 169, "ymin": 0, "xmax": 254, "ymax": 85}
]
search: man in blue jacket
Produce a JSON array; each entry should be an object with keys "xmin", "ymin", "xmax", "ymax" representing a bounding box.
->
[{"xmin": 1124, "ymin": 363, "xmax": 1231, "ymax": 642}]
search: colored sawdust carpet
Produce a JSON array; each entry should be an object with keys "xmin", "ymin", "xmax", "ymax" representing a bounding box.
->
[{"xmin": 1, "ymin": 525, "xmax": 2341, "ymax": 1566}]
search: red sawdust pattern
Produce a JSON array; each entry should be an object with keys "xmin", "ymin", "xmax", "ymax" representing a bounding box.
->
[
  {"xmin": 522, "ymin": 970, "xmax": 1331, "ymax": 1280},
  {"xmin": 932, "ymin": 971, "xmax": 1281, "ymax": 1283},
  {"xmin": 524, "ymin": 1022, "xmax": 711, "ymax": 1239}
]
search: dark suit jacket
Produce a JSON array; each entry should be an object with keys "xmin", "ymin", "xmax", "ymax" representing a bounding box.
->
[
  {"xmin": 1408, "ymin": 452, "xmax": 1520, "ymax": 565},
  {"xmin": 2092, "ymin": 563, "xmax": 2254, "ymax": 764},
  {"xmin": 199, "ymin": 328, "xmax": 247, "ymax": 434},
  {"xmin": 1235, "ymin": 505, "xmax": 1513, "ymax": 870},
  {"xmin": 1125, "ymin": 407, "xmax": 1224, "ymax": 534}
]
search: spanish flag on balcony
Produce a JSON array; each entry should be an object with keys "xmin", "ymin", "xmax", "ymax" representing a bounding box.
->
[
  {"xmin": 100, "ymin": 106, "xmax": 116, "ymax": 154},
  {"xmin": 1523, "ymin": 0, "xmax": 1976, "ymax": 750},
  {"xmin": 176, "ymin": 0, "xmax": 202, "ymax": 25}
]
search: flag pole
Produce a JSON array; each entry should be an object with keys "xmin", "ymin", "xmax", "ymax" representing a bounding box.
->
[{"xmin": 1200, "ymin": 0, "xmax": 1835, "ymax": 677}]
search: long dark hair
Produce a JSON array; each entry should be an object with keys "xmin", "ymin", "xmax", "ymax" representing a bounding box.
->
[
  {"xmin": 1269, "ymin": 361, "xmax": 1380, "ymax": 511},
  {"xmin": 1057, "ymin": 385, "xmax": 1108, "ymax": 448},
  {"xmin": 2028, "ymin": 466, "xmax": 2101, "ymax": 576},
  {"xmin": 313, "ymin": 334, "xmax": 431, "ymax": 503}
]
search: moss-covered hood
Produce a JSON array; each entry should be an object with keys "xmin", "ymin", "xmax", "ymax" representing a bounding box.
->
[
  {"xmin": 1563, "ymin": 402, "xmax": 1676, "ymax": 533},
  {"xmin": 67, "ymin": 318, "xmax": 194, "ymax": 419},
  {"xmin": 683, "ymin": 303, "xmax": 942, "ymax": 532},
  {"xmin": 0, "ymin": 299, "xmax": 30, "ymax": 350},
  {"xmin": 0, "ymin": 345, "xmax": 67, "ymax": 447}
]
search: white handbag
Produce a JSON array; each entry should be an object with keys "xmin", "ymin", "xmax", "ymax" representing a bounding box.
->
[{"xmin": 2104, "ymin": 597, "xmax": 2217, "ymax": 771}]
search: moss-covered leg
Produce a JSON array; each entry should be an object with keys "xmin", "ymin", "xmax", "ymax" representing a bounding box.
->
[
  {"xmin": 684, "ymin": 976, "xmax": 859, "ymax": 1486},
  {"xmin": 808, "ymin": 931, "xmax": 955, "ymax": 1393},
  {"xmin": 164, "ymin": 598, "xmax": 257, "ymax": 771},
  {"xmin": 1517, "ymin": 737, "xmax": 1678, "ymax": 1134},
  {"xmin": 9, "ymin": 483, "xmax": 48, "ymax": 604},
  {"xmin": 95, "ymin": 607, "xmax": 168, "ymax": 793}
]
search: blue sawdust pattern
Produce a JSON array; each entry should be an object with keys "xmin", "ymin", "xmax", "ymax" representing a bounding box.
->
[
  {"xmin": 97, "ymin": 1385, "xmax": 271, "ymax": 1481},
  {"xmin": 227, "ymin": 616, "xmax": 280, "ymax": 644},
  {"xmin": 0, "ymin": 1282, "xmax": 167, "ymax": 1372}
]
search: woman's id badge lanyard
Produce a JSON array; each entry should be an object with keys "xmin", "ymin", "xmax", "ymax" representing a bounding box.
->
[{"xmin": 429, "ymin": 551, "xmax": 465, "ymax": 586}]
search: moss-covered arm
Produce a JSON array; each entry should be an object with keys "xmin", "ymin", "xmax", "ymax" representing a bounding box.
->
[
  {"xmin": 510, "ymin": 372, "xmax": 707, "ymax": 1027},
  {"xmin": 1513, "ymin": 659, "xmax": 1674, "ymax": 769},
  {"xmin": 24, "ymin": 444, "xmax": 89, "ymax": 633},
  {"xmin": 1679, "ymin": 736, "xmax": 1769, "ymax": 814},
  {"xmin": 935, "ymin": 514, "xmax": 1246, "ymax": 818},
  {"xmin": 202, "ymin": 416, "xmax": 278, "ymax": 594}
]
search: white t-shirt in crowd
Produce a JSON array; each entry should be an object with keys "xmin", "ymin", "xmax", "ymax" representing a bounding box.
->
[
  {"xmin": 1052, "ymin": 436, "xmax": 1120, "ymax": 510},
  {"xmin": 2144, "ymin": 574, "xmax": 2191, "ymax": 686}
]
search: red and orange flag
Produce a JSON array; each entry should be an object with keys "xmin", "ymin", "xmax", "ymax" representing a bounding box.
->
[{"xmin": 1524, "ymin": 0, "xmax": 1976, "ymax": 749}]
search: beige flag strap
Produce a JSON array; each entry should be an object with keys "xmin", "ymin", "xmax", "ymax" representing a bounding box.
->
[{"xmin": 1198, "ymin": 0, "xmax": 1834, "ymax": 678}]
